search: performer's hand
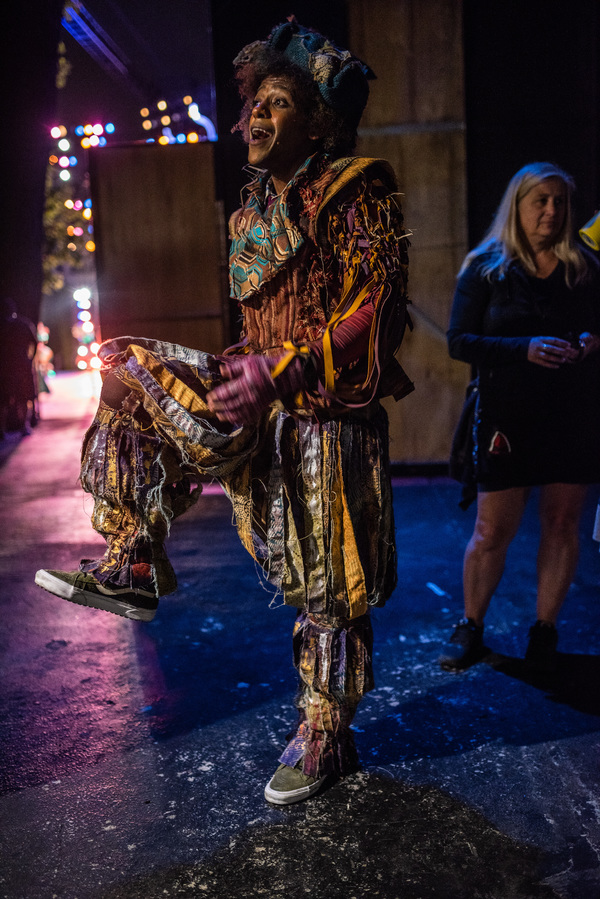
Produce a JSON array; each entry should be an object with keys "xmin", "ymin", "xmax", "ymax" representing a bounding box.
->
[
  {"xmin": 206, "ymin": 354, "xmax": 305, "ymax": 426},
  {"xmin": 527, "ymin": 336, "xmax": 578, "ymax": 369}
]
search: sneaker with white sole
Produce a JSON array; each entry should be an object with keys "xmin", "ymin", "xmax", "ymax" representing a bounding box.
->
[
  {"xmin": 264, "ymin": 763, "xmax": 328, "ymax": 805},
  {"xmin": 35, "ymin": 568, "xmax": 158, "ymax": 622}
]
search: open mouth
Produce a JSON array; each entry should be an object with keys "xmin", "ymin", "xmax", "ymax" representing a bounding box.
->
[{"xmin": 250, "ymin": 126, "xmax": 272, "ymax": 143}]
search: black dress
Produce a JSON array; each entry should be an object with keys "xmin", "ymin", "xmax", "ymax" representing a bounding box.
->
[{"xmin": 448, "ymin": 252, "xmax": 600, "ymax": 490}]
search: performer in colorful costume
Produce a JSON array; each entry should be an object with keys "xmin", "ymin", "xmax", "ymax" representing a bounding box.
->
[{"xmin": 35, "ymin": 19, "xmax": 412, "ymax": 804}]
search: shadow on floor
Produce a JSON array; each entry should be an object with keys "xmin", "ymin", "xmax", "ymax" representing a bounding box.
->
[
  {"xmin": 95, "ymin": 773, "xmax": 560, "ymax": 899},
  {"xmin": 488, "ymin": 651, "xmax": 600, "ymax": 717}
]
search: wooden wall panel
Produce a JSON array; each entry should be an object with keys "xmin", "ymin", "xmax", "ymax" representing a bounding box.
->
[
  {"xmin": 89, "ymin": 141, "xmax": 228, "ymax": 355},
  {"xmin": 349, "ymin": 0, "xmax": 469, "ymax": 463},
  {"xmin": 355, "ymin": 0, "xmax": 465, "ymax": 128}
]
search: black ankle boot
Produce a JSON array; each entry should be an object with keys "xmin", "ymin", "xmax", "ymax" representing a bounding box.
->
[
  {"xmin": 439, "ymin": 618, "xmax": 485, "ymax": 671},
  {"xmin": 525, "ymin": 621, "xmax": 558, "ymax": 673}
]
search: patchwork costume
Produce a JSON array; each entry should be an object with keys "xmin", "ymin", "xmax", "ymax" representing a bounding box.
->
[{"xmin": 78, "ymin": 151, "xmax": 411, "ymax": 777}]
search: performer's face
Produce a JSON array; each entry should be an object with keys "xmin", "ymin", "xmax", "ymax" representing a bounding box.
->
[
  {"xmin": 518, "ymin": 177, "xmax": 567, "ymax": 249},
  {"xmin": 248, "ymin": 76, "xmax": 318, "ymax": 192}
]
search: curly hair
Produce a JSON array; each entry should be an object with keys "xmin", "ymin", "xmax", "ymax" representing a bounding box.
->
[{"xmin": 233, "ymin": 47, "xmax": 358, "ymax": 158}]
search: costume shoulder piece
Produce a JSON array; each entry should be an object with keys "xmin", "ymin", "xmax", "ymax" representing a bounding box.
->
[
  {"xmin": 308, "ymin": 156, "xmax": 413, "ymax": 408},
  {"xmin": 314, "ymin": 157, "xmax": 399, "ymax": 242}
]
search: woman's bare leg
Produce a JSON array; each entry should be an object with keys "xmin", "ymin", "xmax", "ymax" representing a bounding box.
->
[
  {"xmin": 463, "ymin": 487, "xmax": 530, "ymax": 625},
  {"xmin": 536, "ymin": 483, "xmax": 588, "ymax": 624}
]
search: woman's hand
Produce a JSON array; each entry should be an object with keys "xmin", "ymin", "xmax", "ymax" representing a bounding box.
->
[
  {"xmin": 577, "ymin": 332, "xmax": 600, "ymax": 359},
  {"xmin": 527, "ymin": 336, "xmax": 579, "ymax": 369}
]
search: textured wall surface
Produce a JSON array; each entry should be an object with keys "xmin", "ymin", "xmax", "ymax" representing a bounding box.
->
[
  {"xmin": 90, "ymin": 142, "xmax": 229, "ymax": 355},
  {"xmin": 349, "ymin": 0, "xmax": 470, "ymax": 463}
]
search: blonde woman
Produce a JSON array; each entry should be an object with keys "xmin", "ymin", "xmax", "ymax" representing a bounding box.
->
[{"xmin": 440, "ymin": 162, "xmax": 600, "ymax": 673}]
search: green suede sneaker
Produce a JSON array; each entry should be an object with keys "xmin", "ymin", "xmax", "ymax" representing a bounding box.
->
[
  {"xmin": 264, "ymin": 763, "xmax": 328, "ymax": 805},
  {"xmin": 35, "ymin": 569, "xmax": 158, "ymax": 622}
]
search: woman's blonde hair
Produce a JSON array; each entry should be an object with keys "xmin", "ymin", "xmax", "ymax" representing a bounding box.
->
[{"xmin": 460, "ymin": 162, "xmax": 590, "ymax": 286}]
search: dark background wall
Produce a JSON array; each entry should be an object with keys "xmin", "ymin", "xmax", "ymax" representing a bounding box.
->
[
  {"xmin": 0, "ymin": 1, "xmax": 63, "ymax": 325},
  {"xmin": 463, "ymin": 0, "xmax": 600, "ymax": 244}
]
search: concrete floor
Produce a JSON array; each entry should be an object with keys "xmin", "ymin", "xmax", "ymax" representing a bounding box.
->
[{"xmin": 1, "ymin": 372, "xmax": 600, "ymax": 899}]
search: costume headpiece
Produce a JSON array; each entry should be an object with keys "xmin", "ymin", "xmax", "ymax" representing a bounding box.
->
[{"xmin": 233, "ymin": 17, "xmax": 374, "ymax": 129}]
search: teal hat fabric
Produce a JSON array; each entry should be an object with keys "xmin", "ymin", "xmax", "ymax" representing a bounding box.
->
[{"xmin": 235, "ymin": 18, "xmax": 374, "ymax": 128}]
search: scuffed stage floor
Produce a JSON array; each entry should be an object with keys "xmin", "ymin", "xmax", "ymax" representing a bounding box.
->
[{"xmin": 1, "ymin": 373, "xmax": 599, "ymax": 898}]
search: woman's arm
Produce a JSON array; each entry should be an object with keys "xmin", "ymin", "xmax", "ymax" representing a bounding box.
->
[{"xmin": 447, "ymin": 263, "xmax": 530, "ymax": 367}]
